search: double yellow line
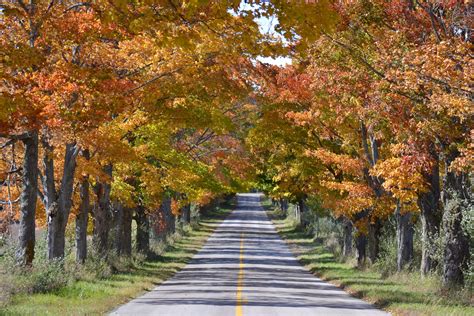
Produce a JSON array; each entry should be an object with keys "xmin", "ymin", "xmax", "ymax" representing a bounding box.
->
[{"xmin": 236, "ymin": 233, "xmax": 245, "ymax": 316}]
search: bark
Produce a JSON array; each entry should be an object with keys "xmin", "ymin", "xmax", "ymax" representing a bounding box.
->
[
  {"xmin": 342, "ymin": 218, "xmax": 353, "ymax": 257},
  {"xmin": 370, "ymin": 134, "xmax": 379, "ymax": 166},
  {"xmin": 181, "ymin": 204, "xmax": 191, "ymax": 225},
  {"xmin": 75, "ymin": 171, "xmax": 90, "ymax": 264},
  {"xmin": 361, "ymin": 122, "xmax": 384, "ymax": 265},
  {"xmin": 16, "ymin": 132, "xmax": 39, "ymax": 265},
  {"xmin": 151, "ymin": 200, "xmax": 166, "ymax": 239},
  {"xmin": 135, "ymin": 205, "xmax": 150, "ymax": 254},
  {"xmin": 41, "ymin": 138, "xmax": 56, "ymax": 211},
  {"xmin": 355, "ymin": 234, "xmax": 367, "ymax": 267},
  {"xmin": 42, "ymin": 142, "xmax": 80, "ymax": 260},
  {"xmin": 121, "ymin": 207, "xmax": 132, "ymax": 257},
  {"xmin": 92, "ymin": 164, "xmax": 113, "ymax": 257},
  {"xmin": 279, "ymin": 199, "xmax": 289, "ymax": 214},
  {"xmin": 112, "ymin": 201, "xmax": 124, "ymax": 255},
  {"xmin": 417, "ymin": 151, "xmax": 442, "ymax": 275},
  {"xmin": 368, "ymin": 219, "xmax": 382, "ymax": 263},
  {"xmin": 161, "ymin": 197, "xmax": 175, "ymax": 236},
  {"xmin": 442, "ymin": 150, "xmax": 471, "ymax": 287},
  {"xmin": 294, "ymin": 203, "xmax": 301, "ymax": 225},
  {"xmin": 298, "ymin": 197, "xmax": 310, "ymax": 228},
  {"xmin": 111, "ymin": 203, "xmax": 132, "ymax": 257},
  {"xmin": 360, "ymin": 121, "xmax": 375, "ymax": 167},
  {"xmin": 396, "ymin": 204, "xmax": 414, "ymax": 272}
]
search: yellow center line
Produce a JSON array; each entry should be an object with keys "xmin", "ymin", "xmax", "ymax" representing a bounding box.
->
[{"xmin": 236, "ymin": 232, "xmax": 245, "ymax": 316}]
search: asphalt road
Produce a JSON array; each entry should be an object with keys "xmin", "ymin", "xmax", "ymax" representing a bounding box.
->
[{"xmin": 111, "ymin": 193, "xmax": 389, "ymax": 316}]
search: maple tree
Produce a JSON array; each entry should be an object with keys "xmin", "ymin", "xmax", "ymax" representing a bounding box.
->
[
  {"xmin": 0, "ymin": 0, "xmax": 270, "ymax": 266},
  {"xmin": 249, "ymin": 0, "xmax": 472, "ymax": 287},
  {"xmin": 0, "ymin": 0, "xmax": 471, "ymax": 291}
]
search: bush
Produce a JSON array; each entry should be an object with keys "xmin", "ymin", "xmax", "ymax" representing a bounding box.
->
[
  {"xmin": 83, "ymin": 255, "xmax": 113, "ymax": 280},
  {"xmin": 373, "ymin": 232, "xmax": 398, "ymax": 277},
  {"xmin": 0, "ymin": 233, "xmax": 116, "ymax": 301},
  {"xmin": 315, "ymin": 217, "xmax": 342, "ymax": 240},
  {"xmin": 30, "ymin": 259, "xmax": 71, "ymax": 293},
  {"xmin": 271, "ymin": 206, "xmax": 287, "ymax": 220},
  {"xmin": 324, "ymin": 232, "xmax": 342, "ymax": 258},
  {"xmin": 1, "ymin": 259, "xmax": 73, "ymax": 296}
]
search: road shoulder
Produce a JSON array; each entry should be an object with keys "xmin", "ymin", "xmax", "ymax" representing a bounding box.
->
[{"xmin": 265, "ymin": 204, "xmax": 473, "ymax": 316}]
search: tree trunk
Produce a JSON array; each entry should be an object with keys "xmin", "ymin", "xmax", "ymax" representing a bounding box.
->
[
  {"xmin": 368, "ymin": 219, "xmax": 382, "ymax": 263},
  {"xmin": 121, "ymin": 207, "xmax": 132, "ymax": 257},
  {"xmin": 181, "ymin": 204, "xmax": 191, "ymax": 225},
  {"xmin": 168, "ymin": 211, "xmax": 176, "ymax": 235},
  {"xmin": 396, "ymin": 204, "xmax": 414, "ymax": 272},
  {"xmin": 41, "ymin": 137, "xmax": 58, "ymax": 259},
  {"xmin": 294, "ymin": 203, "xmax": 301, "ymax": 225},
  {"xmin": 442, "ymin": 150, "xmax": 470, "ymax": 287},
  {"xmin": 16, "ymin": 132, "xmax": 39, "ymax": 265},
  {"xmin": 75, "ymin": 172, "xmax": 90, "ymax": 264},
  {"xmin": 151, "ymin": 200, "xmax": 166, "ymax": 240},
  {"xmin": 342, "ymin": 218, "xmax": 353, "ymax": 257},
  {"xmin": 417, "ymin": 153, "xmax": 441, "ymax": 276},
  {"xmin": 47, "ymin": 202, "xmax": 63, "ymax": 260},
  {"xmin": 162, "ymin": 197, "xmax": 175, "ymax": 236},
  {"xmin": 355, "ymin": 234, "xmax": 367, "ymax": 267},
  {"xmin": 92, "ymin": 164, "xmax": 112, "ymax": 257},
  {"xmin": 112, "ymin": 201, "xmax": 124, "ymax": 256},
  {"xmin": 110, "ymin": 203, "xmax": 132, "ymax": 257},
  {"xmin": 135, "ymin": 205, "xmax": 150, "ymax": 254},
  {"xmin": 41, "ymin": 141, "xmax": 80, "ymax": 260},
  {"xmin": 279, "ymin": 198, "xmax": 288, "ymax": 214},
  {"xmin": 361, "ymin": 122, "xmax": 385, "ymax": 264},
  {"xmin": 298, "ymin": 197, "xmax": 310, "ymax": 228}
]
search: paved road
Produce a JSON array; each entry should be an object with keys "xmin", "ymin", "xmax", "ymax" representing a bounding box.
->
[{"xmin": 112, "ymin": 193, "xmax": 389, "ymax": 316}]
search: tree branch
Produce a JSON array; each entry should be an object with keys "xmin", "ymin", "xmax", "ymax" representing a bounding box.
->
[
  {"xmin": 64, "ymin": 2, "xmax": 91, "ymax": 13},
  {"xmin": 126, "ymin": 68, "xmax": 182, "ymax": 94},
  {"xmin": 0, "ymin": 132, "xmax": 34, "ymax": 141}
]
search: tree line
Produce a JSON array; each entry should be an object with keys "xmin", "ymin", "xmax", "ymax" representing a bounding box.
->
[
  {"xmin": 248, "ymin": 0, "xmax": 472, "ymax": 289},
  {"xmin": 0, "ymin": 0, "xmax": 261, "ymax": 266},
  {"xmin": 0, "ymin": 0, "xmax": 471, "ymax": 291}
]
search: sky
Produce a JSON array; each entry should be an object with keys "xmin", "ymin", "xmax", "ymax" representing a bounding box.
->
[
  {"xmin": 0, "ymin": 3, "xmax": 292, "ymax": 67},
  {"xmin": 237, "ymin": 1, "xmax": 293, "ymax": 67}
]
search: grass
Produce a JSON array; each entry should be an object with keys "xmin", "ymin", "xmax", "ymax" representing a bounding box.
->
[
  {"xmin": 267, "ymin": 207, "xmax": 473, "ymax": 316},
  {"xmin": 0, "ymin": 203, "xmax": 233, "ymax": 316}
]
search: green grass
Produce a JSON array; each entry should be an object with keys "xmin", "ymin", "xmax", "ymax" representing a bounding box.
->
[
  {"xmin": 269, "ymin": 209, "xmax": 473, "ymax": 316},
  {"xmin": 0, "ymin": 203, "xmax": 233, "ymax": 316}
]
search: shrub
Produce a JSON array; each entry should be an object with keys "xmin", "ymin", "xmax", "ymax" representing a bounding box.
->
[
  {"xmin": 82, "ymin": 249, "xmax": 113, "ymax": 280},
  {"xmin": 373, "ymin": 232, "xmax": 398, "ymax": 277},
  {"xmin": 315, "ymin": 217, "xmax": 342, "ymax": 240},
  {"xmin": 30, "ymin": 259, "xmax": 71, "ymax": 293},
  {"xmin": 271, "ymin": 206, "xmax": 287, "ymax": 220},
  {"xmin": 324, "ymin": 232, "xmax": 342, "ymax": 258}
]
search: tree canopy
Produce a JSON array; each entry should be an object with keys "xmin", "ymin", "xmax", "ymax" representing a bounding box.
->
[{"xmin": 1, "ymin": 0, "xmax": 472, "ymax": 289}]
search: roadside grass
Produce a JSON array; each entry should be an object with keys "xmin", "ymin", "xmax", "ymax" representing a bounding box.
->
[
  {"xmin": 267, "ymin": 208, "xmax": 473, "ymax": 316},
  {"xmin": 0, "ymin": 202, "xmax": 233, "ymax": 316}
]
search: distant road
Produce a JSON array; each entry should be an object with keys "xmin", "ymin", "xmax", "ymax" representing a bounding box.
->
[{"xmin": 111, "ymin": 193, "xmax": 389, "ymax": 316}]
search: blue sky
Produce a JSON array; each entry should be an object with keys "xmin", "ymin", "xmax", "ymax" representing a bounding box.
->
[{"xmin": 237, "ymin": 1, "xmax": 292, "ymax": 67}]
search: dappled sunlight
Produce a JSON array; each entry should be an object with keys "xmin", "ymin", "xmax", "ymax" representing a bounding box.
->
[
  {"xmin": 272, "ymin": 207, "xmax": 473, "ymax": 315},
  {"xmin": 113, "ymin": 194, "xmax": 387, "ymax": 315}
]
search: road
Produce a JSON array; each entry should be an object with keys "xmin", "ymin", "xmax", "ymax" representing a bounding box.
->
[{"xmin": 111, "ymin": 193, "xmax": 389, "ymax": 316}]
